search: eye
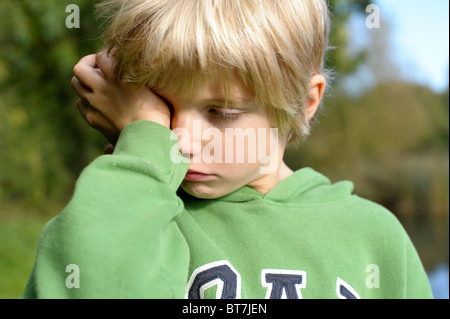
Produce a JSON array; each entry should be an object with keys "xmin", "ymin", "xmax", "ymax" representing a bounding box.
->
[{"xmin": 207, "ymin": 107, "xmax": 243, "ymax": 122}]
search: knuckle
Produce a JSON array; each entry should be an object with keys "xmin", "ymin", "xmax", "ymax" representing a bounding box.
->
[
  {"xmin": 76, "ymin": 97, "xmax": 85, "ymax": 106},
  {"xmin": 76, "ymin": 99, "xmax": 95, "ymax": 127},
  {"xmin": 95, "ymin": 51, "xmax": 103, "ymax": 60},
  {"xmin": 72, "ymin": 63, "xmax": 80, "ymax": 77},
  {"xmin": 84, "ymin": 111, "xmax": 96, "ymax": 127},
  {"xmin": 75, "ymin": 98, "xmax": 84, "ymax": 111},
  {"xmin": 70, "ymin": 76, "xmax": 77, "ymax": 88}
]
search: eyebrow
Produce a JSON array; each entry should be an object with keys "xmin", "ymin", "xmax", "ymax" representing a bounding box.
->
[{"xmin": 200, "ymin": 98, "xmax": 254, "ymax": 107}]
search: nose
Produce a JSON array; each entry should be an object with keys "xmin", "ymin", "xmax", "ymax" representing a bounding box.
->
[{"xmin": 171, "ymin": 113, "xmax": 203, "ymax": 160}]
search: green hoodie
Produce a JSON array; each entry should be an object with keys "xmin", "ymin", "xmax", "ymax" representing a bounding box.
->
[{"xmin": 22, "ymin": 121, "xmax": 432, "ymax": 299}]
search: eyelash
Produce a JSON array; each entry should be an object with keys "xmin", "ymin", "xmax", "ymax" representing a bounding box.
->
[{"xmin": 208, "ymin": 108, "xmax": 243, "ymax": 122}]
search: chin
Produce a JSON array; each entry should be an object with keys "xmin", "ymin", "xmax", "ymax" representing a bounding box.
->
[{"xmin": 180, "ymin": 182, "xmax": 228, "ymax": 199}]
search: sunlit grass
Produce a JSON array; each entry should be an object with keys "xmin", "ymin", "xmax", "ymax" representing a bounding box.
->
[{"xmin": 0, "ymin": 210, "xmax": 48, "ymax": 299}]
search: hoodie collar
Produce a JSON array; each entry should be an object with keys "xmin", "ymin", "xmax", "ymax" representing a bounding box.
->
[{"xmin": 178, "ymin": 167, "xmax": 334, "ymax": 203}]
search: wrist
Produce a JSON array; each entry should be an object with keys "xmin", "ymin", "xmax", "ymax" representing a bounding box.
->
[
  {"xmin": 114, "ymin": 120, "xmax": 189, "ymax": 190},
  {"xmin": 146, "ymin": 115, "xmax": 170, "ymax": 129},
  {"xmin": 131, "ymin": 106, "xmax": 171, "ymax": 129}
]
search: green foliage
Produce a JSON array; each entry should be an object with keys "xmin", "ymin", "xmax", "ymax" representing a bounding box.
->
[
  {"xmin": 286, "ymin": 0, "xmax": 449, "ymax": 228},
  {"xmin": 0, "ymin": 0, "xmax": 104, "ymax": 209},
  {"xmin": 286, "ymin": 82, "xmax": 449, "ymax": 219},
  {"xmin": 327, "ymin": 0, "xmax": 371, "ymax": 78},
  {"xmin": 0, "ymin": 214, "xmax": 47, "ymax": 298}
]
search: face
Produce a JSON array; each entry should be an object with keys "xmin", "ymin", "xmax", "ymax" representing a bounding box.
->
[{"xmin": 155, "ymin": 76, "xmax": 291, "ymax": 199}]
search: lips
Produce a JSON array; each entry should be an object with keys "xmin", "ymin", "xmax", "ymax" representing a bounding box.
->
[{"xmin": 184, "ymin": 170, "xmax": 216, "ymax": 182}]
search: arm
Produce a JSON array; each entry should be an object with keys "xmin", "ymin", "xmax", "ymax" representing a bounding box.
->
[{"xmin": 22, "ymin": 53, "xmax": 189, "ymax": 298}]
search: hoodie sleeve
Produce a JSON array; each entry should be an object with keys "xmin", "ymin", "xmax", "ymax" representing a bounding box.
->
[
  {"xmin": 404, "ymin": 235, "xmax": 434, "ymax": 299},
  {"xmin": 21, "ymin": 120, "xmax": 190, "ymax": 298}
]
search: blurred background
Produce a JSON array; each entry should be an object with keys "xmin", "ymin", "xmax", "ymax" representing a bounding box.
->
[{"xmin": 0, "ymin": 0, "xmax": 448, "ymax": 298}]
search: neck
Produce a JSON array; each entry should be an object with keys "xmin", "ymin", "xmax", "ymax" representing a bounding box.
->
[{"xmin": 247, "ymin": 161, "xmax": 294, "ymax": 195}]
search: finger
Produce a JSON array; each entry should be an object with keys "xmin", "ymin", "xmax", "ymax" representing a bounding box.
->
[
  {"xmin": 76, "ymin": 98, "xmax": 91, "ymax": 122},
  {"xmin": 76, "ymin": 98, "xmax": 103, "ymax": 129},
  {"xmin": 76, "ymin": 98, "xmax": 117, "ymax": 141},
  {"xmin": 104, "ymin": 144, "xmax": 115, "ymax": 154},
  {"xmin": 71, "ymin": 75, "xmax": 92, "ymax": 96},
  {"xmin": 73, "ymin": 54, "xmax": 104, "ymax": 90},
  {"xmin": 96, "ymin": 50, "xmax": 117, "ymax": 81}
]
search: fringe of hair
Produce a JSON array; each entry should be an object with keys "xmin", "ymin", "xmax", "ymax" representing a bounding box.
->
[{"xmin": 95, "ymin": 0, "xmax": 331, "ymax": 144}]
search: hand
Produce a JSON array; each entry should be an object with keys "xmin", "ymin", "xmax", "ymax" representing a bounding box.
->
[{"xmin": 71, "ymin": 51, "xmax": 171, "ymax": 144}]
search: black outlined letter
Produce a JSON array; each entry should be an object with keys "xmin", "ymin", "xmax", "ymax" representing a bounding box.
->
[
  {"xmin": 336, "ymin": 278, "xmax": 360, "ymax": 299},
  {"xmin": 185, "ymin": 261, "xmax": 241, "ymax": 299},
  {"xmin": 261, "ymin": 269, "xmax": 306, "ymax": 299}
]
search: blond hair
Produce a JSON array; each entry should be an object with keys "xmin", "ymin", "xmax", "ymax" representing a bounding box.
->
[{"xmin": 96, "ymin": 0, "xmax": 330, "ymax": 143}]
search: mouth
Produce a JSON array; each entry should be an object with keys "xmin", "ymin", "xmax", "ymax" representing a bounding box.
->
[{"xmin": 184, "ymin": 170, "xmax": 216, "ymax": 182}]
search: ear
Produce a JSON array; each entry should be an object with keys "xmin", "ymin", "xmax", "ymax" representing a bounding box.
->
[{"xmin": 305, "ymin": 74, "xmax": 326, "ymax": 121}]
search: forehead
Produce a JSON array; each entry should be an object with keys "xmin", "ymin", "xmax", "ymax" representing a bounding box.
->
[{"xmin": 157, "ymin": 72, "xmax": 256, "ymax": 106}]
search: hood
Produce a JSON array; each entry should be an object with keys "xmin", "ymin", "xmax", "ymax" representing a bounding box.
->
[{"xmin": 179, "ymin": 167, "xmax": 355, "ymax": 206}]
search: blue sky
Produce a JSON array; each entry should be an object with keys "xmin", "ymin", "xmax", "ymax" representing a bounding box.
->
[{"xmin": 373, "ymin": 0, "xmax": 449, "ymax": 92}]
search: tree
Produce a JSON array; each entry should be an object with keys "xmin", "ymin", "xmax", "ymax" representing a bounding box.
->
[{"xmin": 0, "ymin": 0, "xmax": 102, "ymax": 209}]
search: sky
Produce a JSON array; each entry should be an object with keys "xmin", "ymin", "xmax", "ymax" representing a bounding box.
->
[
  {"xmin": 348, "ymin": 0, "xmax": 449, "ymax": 93},
  {"xmin": 373, "ymin": 0, "xmax": 449, "ymax": 92}
]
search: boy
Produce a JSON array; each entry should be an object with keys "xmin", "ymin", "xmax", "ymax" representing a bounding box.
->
[{"xmin": 22, "ymin": 0, "xmax": 432, "ymax": 298}]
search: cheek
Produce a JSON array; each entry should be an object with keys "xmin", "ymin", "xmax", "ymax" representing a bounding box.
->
[
  {"xmin": 206, "ymin": 131, "xmax": 266, "ymax": 182},
  {"xmin": 220, "ymin": 130, "xmax": 256, "ymax": 166},
  {"xmin": 220, "ymin": 126, "xmax": 276, "ymax": 165},
  {"xmin": 197, "ymin": 113, "xmax": 277, "ymax": 172},
  {"xmin": 200, "ymin": 136, "xmax": 261, "ymax": 182}
]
